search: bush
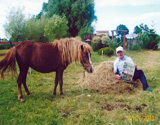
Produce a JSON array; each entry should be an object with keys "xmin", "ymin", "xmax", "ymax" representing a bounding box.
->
[
  {"xmin": 44, "ymin": 14, "xmax": 68, "ymax": 42},
  {"xmin": 25, "ymin": 15, "xmax": 48, "ymax": 42},
  {"xmin": 108, "ymin": 39, "xmax": 118, "ymax": 49},
  {"xmin": 129, "ymin": 43, "xmax": 141, "ymax": 51},
  {"xmin": 91, "ymin": 43, "xmax": 96, "ymax": 51},
  {"xmin": 138, "ymin": 32, "xmax": 160, "ymax": 50},
  {"xmin": 98, "ymin": 47, "xmax": 114, "ymax": 57},
  {"xmin": 91, "ymin": 36, "xmax": 109, "ymax": 51},
  {"xmin": 92, "ymin": 36, "xmax": 101, "ymax": 44},
  {"xmin": 91, "ymin": 43, "xmax": 106, "ymax": 51},
  {"xmin": 101, "ymin": 36, "xmax": 110, "ymax": 45}
]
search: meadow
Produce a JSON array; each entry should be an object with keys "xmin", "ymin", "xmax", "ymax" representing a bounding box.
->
[{"xmin": 0, "ymin": 49, "xmax": 160, "ymax": 125}]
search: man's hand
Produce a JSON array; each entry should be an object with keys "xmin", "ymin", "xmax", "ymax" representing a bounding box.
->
[
  {"xmin": 116, "ymin": 74, "xmax": 121, "ymax": 80},
  {"xmin": 134, "ymin": 63, "xmax": 137, "ymax": 70},
  {"xmin": 114, "ymin": 73, "xmax": 121, "ymax": 80}
]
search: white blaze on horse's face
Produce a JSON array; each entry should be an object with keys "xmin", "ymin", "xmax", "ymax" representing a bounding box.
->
[
  {"xmin": 84, "ymin": 52, "xmax": 94, "ymax": 73},
  {"xmin": 88, "ymin": 53, "xmax": 94, "ymax": 71},
  {"xmin": 81, "ymin": 52, "xmax": 94, "ymax": 73}
]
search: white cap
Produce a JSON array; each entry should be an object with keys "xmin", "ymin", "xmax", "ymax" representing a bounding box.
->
[{"xmin": 116, "ymin": 46, "xmax": 124, "ymax": 53}]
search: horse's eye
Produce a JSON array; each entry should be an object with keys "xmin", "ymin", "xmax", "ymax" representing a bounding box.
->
[{"xmin": 85, "ymin": 53, "xmax": 88, "ymax": 58}]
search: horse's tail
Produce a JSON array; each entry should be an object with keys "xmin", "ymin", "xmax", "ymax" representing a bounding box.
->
[{"xmin": 0, "ymin": 46, "xmax": 17, "ymax": 78}]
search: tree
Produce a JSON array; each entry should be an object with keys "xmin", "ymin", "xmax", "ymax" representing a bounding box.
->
[
  {"xmin": 78, "ymin": 24, "xmax": 93, "ymax": 40},
  {"xmin": 36, "ymin": 2, "xmax": 48, "ymax": 19},
  {"xmin": 41, "ymin": 0, "xmax": 97, "ymax": 37},
  {"xmin": 44, "ymin": 15, "xmax": 69, "ymax": 42},
  {"xmin": 116, "ymin": 24, "xmax": 129, "ymax": 37},
  {"xmin": 4, "ymin": 7, "xmax": 26, "ymax": 41},
  {"xmin": 134, "ymin": 25, "xmax": 142, "ymax": 34},
  {"xmin": 137, "ymin": 23, "xmax": 160, "ymax": 50},
  {"xmin": 139, "ymin": 23, "xmax": 150, "ymax": 33},
  {"xmin": 25, "ymin": 15, "xmax": 48, "ymax": 42}
]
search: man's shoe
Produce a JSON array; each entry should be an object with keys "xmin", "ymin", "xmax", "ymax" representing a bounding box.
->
[{"xmin": 146, "ymin": 87, "xmax": 152, "ymax": 92}]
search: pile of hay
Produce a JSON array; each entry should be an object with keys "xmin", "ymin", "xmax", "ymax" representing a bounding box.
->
[{"xmin": 81, "ymin": 61, "xmax": 142, "ymax": 94}]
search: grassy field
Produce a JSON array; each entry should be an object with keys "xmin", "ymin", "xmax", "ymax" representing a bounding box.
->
[{"xmin": 0, "ymin": 49, "xmax": 160, "ymax": 125}]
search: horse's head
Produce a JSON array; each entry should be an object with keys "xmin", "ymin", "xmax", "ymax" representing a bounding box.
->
[{"xmin": 80, "ymin": 45, "xmax": 94, "ymax": 73}]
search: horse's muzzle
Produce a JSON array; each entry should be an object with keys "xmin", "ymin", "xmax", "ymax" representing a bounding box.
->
[{"xmin": 86, "ymin": 65, "xmax": 94, "ymax": 73}]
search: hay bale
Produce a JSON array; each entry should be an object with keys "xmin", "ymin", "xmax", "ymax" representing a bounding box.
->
[{"xmin": 81, "ymin": 61, "xmax": 142, "ymax": 94}]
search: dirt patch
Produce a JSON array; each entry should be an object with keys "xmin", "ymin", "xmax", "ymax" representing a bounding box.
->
[
  {"xmin": 101, "ymin": 103, "xmax": 147, "ymax": 112},
  {"xmin": 81, "ymin": 61, "xmax": 142, "ymax": 94}
]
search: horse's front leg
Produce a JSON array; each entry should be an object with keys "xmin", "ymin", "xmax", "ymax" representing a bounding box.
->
[
  {"xmin": 59, "ymin": 74, "xmax": 63, "ymax": 95},
  {"xmin": 53, "ymin": 71, "xmax": 58, "ymax": 95},
  {"xmin": 58, "ymin": 69, "xmax": 64, "ymax": 95}
]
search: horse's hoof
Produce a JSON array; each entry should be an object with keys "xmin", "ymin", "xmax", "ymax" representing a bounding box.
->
[
  {"xmin": 53, "ymin": 93, "xmax": 56, "ymax": 95},
  {"xmin": 25, "ymin": 92, "xmax": 30, "ymax": 96},
  {"xmin": 20, "ymin": 98, "xmax": 25, "ymax": 102},
  {"xmin": 60, "ymin": 93, "xmax": 63, "ymax": 95},
  {"xmin": 18, "ymin": 96, "xmax": 22, "ymax": 100},
  {"xmin": 18, "ymin": 96, "xmax": 25, "ymax": 102}
]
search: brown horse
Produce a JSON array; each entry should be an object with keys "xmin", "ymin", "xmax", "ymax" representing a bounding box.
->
[{"xmin": 0, "ymin": 38, "xmax": 93, "ymax": 102}]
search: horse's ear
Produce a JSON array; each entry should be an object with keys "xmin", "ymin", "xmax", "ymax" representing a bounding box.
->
[{"xmin": 81, "ymin": 45, "xmax": 84, "ymax": 51}]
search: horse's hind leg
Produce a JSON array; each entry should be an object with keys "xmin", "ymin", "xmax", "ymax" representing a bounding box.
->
[
  {"xmin": 22, "ymin": 67, "xmax": 30, "ymax": 96},
  {"xmin": 17, "ymin": 73, "xmax": 25, "ymax": 102},
  {"xmin": 17, "ymin": 67, "xmax": 29, "ymax": 102}
]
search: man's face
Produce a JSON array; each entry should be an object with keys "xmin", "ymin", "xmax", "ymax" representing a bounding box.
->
[{"xmin": 117, "ymin": 51, "xmax": 124, "ymax": 60}]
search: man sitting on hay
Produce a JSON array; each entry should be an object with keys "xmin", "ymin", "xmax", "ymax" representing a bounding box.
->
[{"xmin": 113, "ymin": 46, "xmax": 152, "ymax": 92}]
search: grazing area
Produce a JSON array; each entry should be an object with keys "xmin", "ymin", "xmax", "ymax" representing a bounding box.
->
[{"xmin": 0, "ymin": 49, "xmax": 160, "ymax": 124}]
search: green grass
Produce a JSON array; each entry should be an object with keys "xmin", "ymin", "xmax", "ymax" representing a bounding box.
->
[{"xmin": 0, "ymin": 49, "xmax": 160, "ymax": 124}]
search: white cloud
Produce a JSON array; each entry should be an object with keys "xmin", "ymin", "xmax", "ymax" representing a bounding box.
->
[{"xmin": 95, "ymin": 0, "xmax": 160, "ymax": 7}]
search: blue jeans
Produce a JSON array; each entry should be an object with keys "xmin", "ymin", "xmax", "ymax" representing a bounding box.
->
[{"xmin": 133, "ymin": 70, "xmax": 149, "ymax": 90}]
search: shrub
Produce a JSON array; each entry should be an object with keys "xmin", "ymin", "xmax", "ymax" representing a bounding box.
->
[
  {"xmin": 101, "ymin": 36, "xmax": 110, "ymax": 45},
  {"xmin": 138, "ymin": 32, "xmax": 160, "ymax": 50},
  {"xmin": 25, "ymin": 15, "xmax": 48, "ymax": 42},
  {"xmin": 91, "ymin": 36, "xmax": 109, "ymax": 51},
  {"xmin": 108, "ymin": 39, "xmax": 118, "ymax": 49},
  {"xmin": 91, "ymin": 43, "xmax": 96, "ymax": 51},
  {"xmin": 91, "ymin": 43, "xmax": 106, "ymax": 51},
  {"xmin": 92, "ymin": 36, "xmax": 101, "ymax": 44},
  {"xmin": 129, "ymin": 43, "xmax": 141, "ymax": 51},
  {"xmin": 98, "ymin": 47, "xmax": 114, "ymax": 57},
  {"xmin": 44, "ymin": 14, "xmax": 68, "ymax": 42}
]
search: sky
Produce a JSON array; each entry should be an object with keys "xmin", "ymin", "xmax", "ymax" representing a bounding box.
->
[{"xmin": 0, "ymin": 0, "xmax": 160, "ymax": 39}]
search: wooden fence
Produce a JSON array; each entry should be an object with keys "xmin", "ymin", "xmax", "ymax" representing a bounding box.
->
[
  {"xmin": 0, "ymin": 42, "xmax": 20, "ymax": 49},
  {"xmin": 0, "ymin": 42, "xmax": 20, "ymax": 45}
]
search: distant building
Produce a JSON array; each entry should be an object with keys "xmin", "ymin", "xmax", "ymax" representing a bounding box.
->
[
  {"xmin": 83, "ymin": 30, "xmax": 110, "ymax": 43},
  {"xmin": 96, "ymin": 30, "xmax": 109, "ymax": 37}
]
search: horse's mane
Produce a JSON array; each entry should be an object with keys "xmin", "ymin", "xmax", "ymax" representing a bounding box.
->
[{"xmin": 52, "ymin": 38, "xmax": 92, "ymax": 65}]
